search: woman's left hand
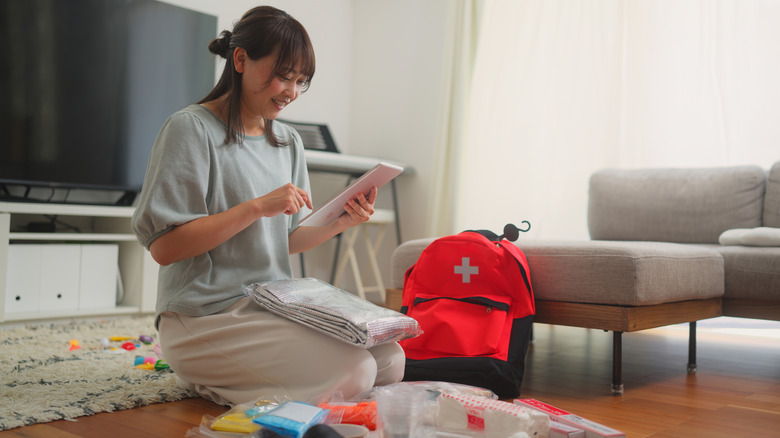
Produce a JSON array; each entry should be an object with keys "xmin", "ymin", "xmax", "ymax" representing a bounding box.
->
[
  {"xmin": 289, "ymin": 186, "xmax": 378, "ymax": 254},
  {"xmin": 340, "ymin": 186, "xmax": 377, "ymax": 228}
]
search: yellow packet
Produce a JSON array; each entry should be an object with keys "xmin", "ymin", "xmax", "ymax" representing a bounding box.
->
[{"xmin": 210, "ymin": 412, "xmax": 261, "ymax": 434}]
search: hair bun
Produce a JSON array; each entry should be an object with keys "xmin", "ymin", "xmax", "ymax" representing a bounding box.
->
[{"xmin": 208, "ymin": 30, "xmax": 233, "ymax": 58}]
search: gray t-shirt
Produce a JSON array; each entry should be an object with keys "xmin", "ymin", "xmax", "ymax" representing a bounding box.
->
[{"xmin": 132, "ymin": 104, "xmax": 311, "ymax": 320}]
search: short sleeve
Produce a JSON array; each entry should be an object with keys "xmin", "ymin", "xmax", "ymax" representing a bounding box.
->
[{"xmin": 132, "ymin": 111, "xmax": 212, "ymax": 249}]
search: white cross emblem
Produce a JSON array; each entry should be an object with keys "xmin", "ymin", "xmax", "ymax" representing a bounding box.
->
[{"xmin": 454, "ymin": 257, "xmax": 479, "ymax": 283}]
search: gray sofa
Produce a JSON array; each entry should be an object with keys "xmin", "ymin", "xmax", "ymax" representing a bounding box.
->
[{"xmin": 388, "ymin": 162, "xmax": 780, "ymax": 394}]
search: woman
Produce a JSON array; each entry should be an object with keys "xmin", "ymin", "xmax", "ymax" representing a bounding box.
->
[{"xmin": 131, "ymin": 6, "xmax": 405, "ymax": 406}]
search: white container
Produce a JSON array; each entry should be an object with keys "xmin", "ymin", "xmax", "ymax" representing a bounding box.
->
[
  {"xmin": 4, "ymin": 245, "xmax": 42, "ymax": 313},
  {"xmin": 5, "ymin": 243, "xmax": 118, "ymax": 314},
  {"xmin": 37, "ymin": 245, "xmax": 81, "ymax": 312},
  {"xmin": 79, "ymin": 244, "xmax": 119, "ymax": 310}
]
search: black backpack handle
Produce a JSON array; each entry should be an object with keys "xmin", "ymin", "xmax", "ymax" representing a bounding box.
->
[{"xmin": 466, "ymin": 222, "xmax": 531, "ymax": 242}]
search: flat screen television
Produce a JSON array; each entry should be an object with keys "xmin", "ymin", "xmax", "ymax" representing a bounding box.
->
[{"xmin": 0, "ymin": 0, "xmax": 217, "ymax": 206}]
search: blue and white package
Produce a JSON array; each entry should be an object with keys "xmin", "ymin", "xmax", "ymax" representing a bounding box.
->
[{"xmin": 252, "ymin": 401, "xmax": 329, "ymax": 438}]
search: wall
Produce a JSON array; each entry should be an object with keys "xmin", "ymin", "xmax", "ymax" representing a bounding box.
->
[
  {"xmin": 350, "ymin": 1, "xmax": 447, "ymax": 242},
  {"xmin": 346, "ymin": 1, "xmax": 448, "ymax": 296}
]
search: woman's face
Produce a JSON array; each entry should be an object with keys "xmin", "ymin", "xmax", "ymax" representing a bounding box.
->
[{"xmin": 238, "ymin": 51, "xmax": 309, "ymax": 120}]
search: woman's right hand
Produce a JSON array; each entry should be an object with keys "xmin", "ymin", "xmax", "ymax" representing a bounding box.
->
[
  {"xmin": 150, "ymin": 183, "xmax": 312, "ymax": 266},
  {"xmin": 257, "ymin": 183, "xmax": 313, "ymax": 217}
]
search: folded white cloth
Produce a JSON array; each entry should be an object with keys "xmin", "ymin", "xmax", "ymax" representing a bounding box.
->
[
  {"xmin": 244, "ymin": 278, "xmax": 421, "ymax": 349},
  {"xmin": 719, "ymin": 227, "xmax": 780, "ymax": 247}
]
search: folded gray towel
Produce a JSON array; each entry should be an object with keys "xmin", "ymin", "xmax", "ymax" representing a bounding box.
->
[{"xmin": 244, "ymin": 278, "xmax": 421, "ymax": 349}]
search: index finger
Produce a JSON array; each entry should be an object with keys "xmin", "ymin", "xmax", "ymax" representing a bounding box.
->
[{"xmin": 298, "ymin": 188, "xmax": 313, "ymax": 209}]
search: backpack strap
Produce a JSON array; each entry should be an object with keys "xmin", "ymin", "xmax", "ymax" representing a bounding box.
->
[
  {"xmin": 465, "ymin": 229, "xmax": 501, "ymax": 242},
  {"xmin": 499, "ymin": 240, "xmax": 533, "ymax": 298}
]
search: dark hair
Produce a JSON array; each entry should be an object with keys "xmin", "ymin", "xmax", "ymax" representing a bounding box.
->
[{"xmin": 199, "ymin": 6, "xmax": 315, "ymax": 146}]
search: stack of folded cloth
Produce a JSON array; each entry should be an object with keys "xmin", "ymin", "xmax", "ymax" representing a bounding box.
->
[{"xmin": 244, "ymin": 277, "xmax": 421, "ymax": 349}]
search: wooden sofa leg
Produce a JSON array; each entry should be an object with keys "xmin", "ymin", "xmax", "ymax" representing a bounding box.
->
[
  {"xmin": 688, "ymin": 321, "xmax": 697, "ymax": 374},
  {"xmin": 612, "ymin": 331, "xmax": 624, "ymax": 395}
]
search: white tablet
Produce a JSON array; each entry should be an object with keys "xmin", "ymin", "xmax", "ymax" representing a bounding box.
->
[{"xmin": 299, "ymin": 162, "xmax": 404, "ymax": 227}]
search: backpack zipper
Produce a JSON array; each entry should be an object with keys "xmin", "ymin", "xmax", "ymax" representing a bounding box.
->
[{"xmin": 412, "ymin": 296, "xmax": 509, "ymax": 313}]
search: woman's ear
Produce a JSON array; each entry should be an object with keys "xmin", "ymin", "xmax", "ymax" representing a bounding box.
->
[{"xmin": 233, "ymin": 47, "xmax": 246, "ymax": 73}]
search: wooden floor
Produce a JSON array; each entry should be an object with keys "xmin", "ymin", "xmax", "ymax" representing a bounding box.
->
[
  {"xmin": 2, "ymin": 318, "xmax": 778, "ymax": 437},
  {"xmin": 522, "ymin": 320, "xmax": 780, "ymax": 437}
]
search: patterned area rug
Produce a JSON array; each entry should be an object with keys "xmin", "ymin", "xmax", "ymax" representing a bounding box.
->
[{"xmin": 0, "ymin": 316, "xmax": 195, "ymax": 431}]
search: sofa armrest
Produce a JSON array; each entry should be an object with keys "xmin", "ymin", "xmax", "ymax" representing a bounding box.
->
[{"xmin": 389, "ymin": 238, "xmax": 435, "ymax": 289}]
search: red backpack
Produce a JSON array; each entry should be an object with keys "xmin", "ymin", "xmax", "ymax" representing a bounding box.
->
[{"xmin": 399, "ymin": 225, "xmax": 534, "ymax": 398}]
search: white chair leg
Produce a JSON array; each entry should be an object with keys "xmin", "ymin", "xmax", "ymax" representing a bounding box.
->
[
  {"xmin": 348, "ymin": 247, "xmax": 366, "ymax": 300},
  {"xmin": 333, "ymin": 209, "xmax": 394, "ymax": 302},
  {"xmin": 362, "ymin": 224, "xmax": 387, "ymax": 302},
  {"xmin": 333, "ymin": 227, "xmax": 360, "ymax": 287}
]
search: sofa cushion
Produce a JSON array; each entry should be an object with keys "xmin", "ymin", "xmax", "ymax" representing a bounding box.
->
[
  {"xmin": 717, "ymin": 245, "xmax": 780, "ymax": 302},
  {"xmin": 391, "ymin": 238, "xmax": 724, "ymax": 306},
  {"xmin": 764, "ymin": 161, "xmax": 780, "ymax": 227},
  {"xmin": 588, "ymin": 166, "xmax": 766, "ymax": 244},
  {"xmin": 519, "ymin": 240, "xmax": 724, "ymax": 306}
]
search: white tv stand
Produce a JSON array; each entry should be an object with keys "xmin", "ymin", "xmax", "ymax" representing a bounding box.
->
[{"xmin": 0, "ymin": 201, "xmax": 158, "ymax": 323}]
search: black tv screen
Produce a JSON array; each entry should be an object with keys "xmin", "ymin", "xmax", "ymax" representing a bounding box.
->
[{"xmin": 0, "ymin": 0, "xmax": 217, "ymax": 205}]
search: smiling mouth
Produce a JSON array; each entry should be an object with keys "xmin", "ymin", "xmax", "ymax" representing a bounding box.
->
[{"xmin": 272, "ymin": 98, "xmax": 289, "ymax": 109}]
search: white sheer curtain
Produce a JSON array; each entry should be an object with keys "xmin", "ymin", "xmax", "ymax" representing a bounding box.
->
[
  {"xmin": 428, "ymin": 0, "xmax": 482, "ymax": 237},
  {"xmin": 620, "ymin": 0, "xmax": 780, "ymax": 167},
  {"xmin": 443, "ymin": 0, "xmax": 780, "ymax": 239}
]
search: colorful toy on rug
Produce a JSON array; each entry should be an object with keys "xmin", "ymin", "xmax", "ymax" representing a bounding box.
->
[
  {"xmin": 60, "ymin": 331, "xmax": 170, "ymax": 373},
  {"xmin": 134, "ymin": 356, "xmax": 157, "ymax": 367},
  {"xmin": 98, "ymin": 334, "xmax": 156, "ymax": 353},
  {"xmin": 66, "ymin": 334, "xmax": 157, "ymax": 354},
  {"xmin": 67, "ymin": 339, "xmax": 81, "ymax": 351},
  {"xmin": 132, "ymin": 356, "xmax": 170, "ymax": 371},
  {"xmin": 81, "ymin": 333, "xmax": 170, "ymax": 372}
]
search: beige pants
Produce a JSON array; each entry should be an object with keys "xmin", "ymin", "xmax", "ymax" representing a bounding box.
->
[{"xmin": 158, "ymin": 297, "xmax": 406, "ymax": 406}]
